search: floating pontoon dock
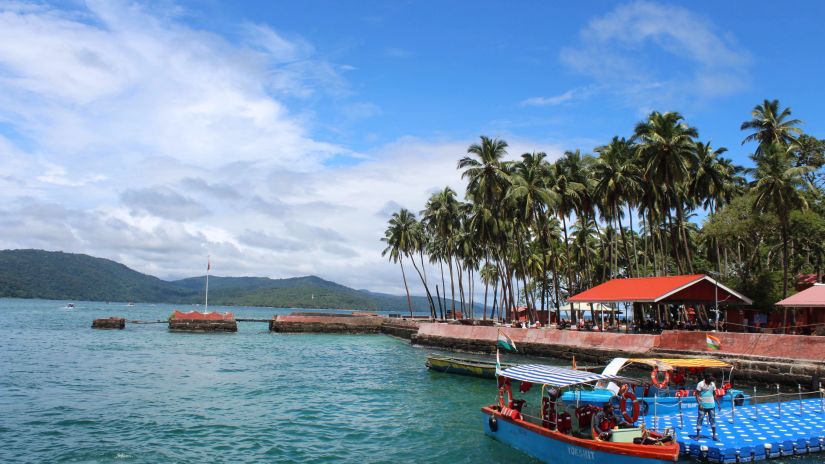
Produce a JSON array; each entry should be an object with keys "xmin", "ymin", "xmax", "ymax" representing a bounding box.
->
[{"xmin": 648, "ymin": 393, "xmax": 825, "ymax": 463}]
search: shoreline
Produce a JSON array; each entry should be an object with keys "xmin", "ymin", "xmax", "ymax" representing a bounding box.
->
[{"xmin": 271, "ymin": 314, "xmax": 825, "ymax": 388}]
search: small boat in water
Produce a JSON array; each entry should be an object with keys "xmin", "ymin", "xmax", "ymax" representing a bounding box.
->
[
  {"xmin": 66, "ymin": 303, "xmax": 75, "ymax": 308},
  {"xmin": 560, "ymin": 358, "xmax": 748, "ymax": 416},
  {"xmin": 482, "ymin": 364, "xmax": 679, "ymax": 464},
  {"xmin": 426, "ymin": 354, "xmax": 516, "ymax": 379}
]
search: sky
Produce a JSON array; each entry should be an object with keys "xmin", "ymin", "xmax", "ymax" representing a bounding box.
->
[{"xmin": 0, "ymin": 0, "xmax": 824, "ymax": 295}]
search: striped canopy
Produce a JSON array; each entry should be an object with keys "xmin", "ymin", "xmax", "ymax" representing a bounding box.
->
[{"xmin": 499, "ymin": 364, "xmax": 631, "ymax": 387}]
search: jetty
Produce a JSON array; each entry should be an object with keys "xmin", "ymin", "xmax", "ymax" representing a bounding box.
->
[
  {"xmin": 90, "ymin": 312, "xmax": 823, "ymax": 387},
  {"xmin": 653, "ymin": 396, "xmax": 825, "ymax": 463}
]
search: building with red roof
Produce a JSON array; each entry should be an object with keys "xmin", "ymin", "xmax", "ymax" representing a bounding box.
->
[{"xmin": 776, "ymin": 284, "xmax": 825, "ymax": 335}]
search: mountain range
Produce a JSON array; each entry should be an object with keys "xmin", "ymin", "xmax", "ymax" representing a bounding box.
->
[{"xmin": 0, "ymin": 249, "xmax": 438, "ymax": 312}]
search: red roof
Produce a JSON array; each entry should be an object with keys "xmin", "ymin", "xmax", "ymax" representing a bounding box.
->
[
  {"xmin": 568, "ymin": 274, "xmax": 752, "ymax": 305},
  {"xmin": 776, "ymin": 284, "xmax": 825, "ymax": 308}
]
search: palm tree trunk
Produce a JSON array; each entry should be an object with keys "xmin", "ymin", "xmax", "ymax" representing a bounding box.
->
[
  {"xmin": 483, "ymin": 278, "xmax": 489, "ymax": 320},
  {"xmin": 448, "ymin": 256, "xmax": 456, "ymax": 318},
  {"xmin": 627, "ymin": 203, "xmax": 639, "ymax": 277},
  {"xmin": 676, "ymin": 202, "xmax": 694, "ymax": 273},
  {"xmin": 409, "ymin": 253, "xmax": 436, "ymax": 318},
  {"xmin": 781, "ymin": 220, "xmax": 790, "ymax": 333},
  {"xmin": 666, "ymin": 209, "xmax": 683, "ymax": 274},
  {"xmin": 400, "ymin": 260, "xmax": 413, "ymax": 318},
  {"xmin": 439, "ymin": 260, "xmax": 447, "ymax": 319},
  {"xmin": 561, "ymin": 214, "xmax": 575, "ymax": 322}
]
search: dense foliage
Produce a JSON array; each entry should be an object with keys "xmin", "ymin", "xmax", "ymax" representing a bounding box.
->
[
  {"xmin": 0, "ymin": 250, "xmax": 439, "ymax": 312},
  {"xmin": 382, "ymin": 100, "xmax": 825, "ymax": 325}
]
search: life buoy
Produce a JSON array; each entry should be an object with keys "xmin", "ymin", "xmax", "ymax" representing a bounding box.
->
[
  {"xmin": 675, "ymin": 389, "xmax": 690, "ymax": 398},
  {"xmin": 618, "ymin": 389, "xmax": 640, "ymax": 424},
  {"xmin": 498, "ymin": 385, "xmax": 513, "ymax": 409},
  {"xmin": 650, "ymin": 367, "xmax": 670, "ymax": 389},
  {"xmin": 715, "ymin": 388, "xmax": 727, "ymax": 398}
]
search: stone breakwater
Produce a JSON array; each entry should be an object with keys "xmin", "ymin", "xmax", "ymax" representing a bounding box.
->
[
  {"xmin": 269, "ymin": 314, "xmax": 420, "ymax": 339},
  {"xmin": 271, "ymin": 314, "xmax": 825, "ymax": 388},
  {"xmin": 412, "ymin": 324, "xmax": 825, "ymax": 388}
]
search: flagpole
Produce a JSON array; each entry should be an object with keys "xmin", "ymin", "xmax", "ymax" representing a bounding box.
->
[{"xmin": 204, "ymin": 255, "xmax": 210, "ymax": 313}]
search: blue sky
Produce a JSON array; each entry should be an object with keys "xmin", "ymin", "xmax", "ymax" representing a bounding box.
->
[
  {"xmin": 0, "ymin": 0, "xmax": 823, "ymax": 294},
  {"xmin": 181, "ymin": 0, "xmax": 825, "ymax": 162}
]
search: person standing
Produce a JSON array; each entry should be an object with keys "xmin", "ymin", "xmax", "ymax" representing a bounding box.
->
[{"xmin": 694, "ymin": 373, "xmax": 719, "ymax": 441}]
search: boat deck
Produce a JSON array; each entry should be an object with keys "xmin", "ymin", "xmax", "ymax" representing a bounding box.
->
[{"xmin": 650, "ymin": 398, "xmax": 824, "ymax": 463}]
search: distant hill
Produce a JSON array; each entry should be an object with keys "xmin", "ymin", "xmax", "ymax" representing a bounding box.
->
[
  {"xmin": 0, "ymin": 249, "xmax": 441, "ymax": 312},
  {"xmin": 0, "ymin": 249, "xmax": 193, "ymax": 302}
]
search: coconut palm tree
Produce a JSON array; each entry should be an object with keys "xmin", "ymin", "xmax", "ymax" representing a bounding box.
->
[
  {"xmin": 751, "ymin": 143, "xmax": 814, "ymax": 330},
  {"xmin": 635, "ymin": 111, "xmax": 699, "ymax": 273},
  {"xmin": 594, "ymin": 137, "xmax": 642, "ymax": 277},
  {"xmin": 381, "ymin": 209, "xmax": 419, "ymax": 317},
  {"xmin": 741, "ymin": 99, "xmax": 802, "ymax": 157},
  {"xmin": 421, "ymin": 187, "xmax": 462, "ymax": 317}
]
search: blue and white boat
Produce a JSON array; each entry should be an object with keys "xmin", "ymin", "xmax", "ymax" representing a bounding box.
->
[
  {"xmin": 560, "ymin": 357, "xmax": 749, "ymax": 417},
  {"xmin": 482, "ymin": 364, "xmax": 679, "ymax": 464}
]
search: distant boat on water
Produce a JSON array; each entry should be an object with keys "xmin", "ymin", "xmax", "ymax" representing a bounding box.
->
[
  {"xmin": 426, "ymin": 354, "xmax": 516, "ymax": 379},
  {"xmin": 66, "ymin": 303, "xmax": 75, "ymax": 309}
]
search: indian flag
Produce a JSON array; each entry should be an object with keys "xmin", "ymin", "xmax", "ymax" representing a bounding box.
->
[
  {"xmin": 497, "ymin": 331, "xmax": 517, "ymax": 352},
  {"xmin": 706, "ymin": 334, "xmax": 721, "ymax": 350}
]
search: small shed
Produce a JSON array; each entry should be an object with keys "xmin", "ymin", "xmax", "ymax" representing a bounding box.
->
[{"xmin": 776, "ymin": 283, "xmax": 825, "ymax": 335}]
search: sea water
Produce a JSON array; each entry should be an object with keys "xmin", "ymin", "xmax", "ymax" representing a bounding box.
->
[{"xmin": 0, "ymin": 299, "xmax": 819, "ymax": 463}]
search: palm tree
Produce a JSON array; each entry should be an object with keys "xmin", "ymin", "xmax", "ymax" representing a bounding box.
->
[
  {"xmin": 422, "ymin": 187, "xmax": 462, "ymax": 317},
  {"xmin": 741, "ymin": 99, "xmax": 802, "ymax": 158},
  {"xmin": 458, "ymin": 136, "xmax": 511, "ymax": 207},
  {"xmin": 635, "ymin": 111, "xmax": 698, "ymax": 273},
  {"xmin": 594, "ymin": 137, "xmax": 642, "ymax": 277},
  {"xmin": 381, "ymin": 209, "xmax": 419, "ymax": 317},
  {"xmin": 751, "ymin": 142, "xmax": 813, "ymax": 331},
  {"xmin": 480, "ymin": 263, "xmax": 498, "ymax": 320}
]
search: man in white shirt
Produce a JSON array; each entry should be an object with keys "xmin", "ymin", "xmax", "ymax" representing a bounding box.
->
[{"xmin": 694, "ymin": 373, "xmax": 719, "ymax": 441}]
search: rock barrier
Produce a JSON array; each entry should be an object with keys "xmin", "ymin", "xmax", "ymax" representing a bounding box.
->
[{"xmin": 92, "ymin": 317, "xmax": 125, "ymax": 329}]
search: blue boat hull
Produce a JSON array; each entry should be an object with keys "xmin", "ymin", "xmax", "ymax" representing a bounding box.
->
[{"xmin": 482, "ymin": 409, "xmax": 677, "ymax": 464}]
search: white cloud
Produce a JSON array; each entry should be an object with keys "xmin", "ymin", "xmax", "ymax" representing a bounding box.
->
[
  {"xmin": 0, "ymin": 1, "xmax": 566, "ymax": 297},
  {"xmin": 559, "ymin": 1, "xmax": 751, "ymax": 106},
  {"xmin": 521, "ymin": 86, "xmax": 597, "ymax": 107}
]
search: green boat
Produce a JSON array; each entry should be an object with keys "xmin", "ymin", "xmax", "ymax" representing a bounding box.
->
[{"xmin": 425, "ymin": 354, "xmax": 516, "ymax": 379}]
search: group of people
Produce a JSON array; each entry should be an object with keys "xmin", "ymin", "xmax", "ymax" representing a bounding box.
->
[{"xmin": 596, "ymin": 373, "xmax": 721, "ymax": 442}]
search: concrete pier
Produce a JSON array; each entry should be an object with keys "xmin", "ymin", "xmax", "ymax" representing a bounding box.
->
[
  {"xmin": 168, "ymin": 310, "xmax": 237, "ymax": 333},
  {"xmin": 92, "ymin": 317, "xmax": 125, "ymax": 329}
]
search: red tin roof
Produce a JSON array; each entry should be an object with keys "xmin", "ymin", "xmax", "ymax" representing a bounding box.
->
[
  {"xmin": 776, "ymin": 284, "xmax": 825, "ymax": 308},
  {"xmin": 568, "ymin": 274, "xmax": 752, "ymax": 305}
]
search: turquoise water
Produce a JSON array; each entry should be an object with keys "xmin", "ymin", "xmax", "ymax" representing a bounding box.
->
[{"xmin": 0, "ymin": 299, "xmax": 819, "ymax": 463}]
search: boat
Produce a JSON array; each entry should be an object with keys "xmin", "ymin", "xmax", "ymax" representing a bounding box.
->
[
  {"xmin": 482, "ymin": 364, "xmax": 679, "ymax": 463},
  {"xmin": 66, "ymin": 303, "xmax": 75, "ymax": 308},
  {"xmin": 426, "ymin": 354, "xmax": 516, "ymax": 379},
  {"xmin": 560, "ymin": 358, "xmax": 749, "ymax": 416}
]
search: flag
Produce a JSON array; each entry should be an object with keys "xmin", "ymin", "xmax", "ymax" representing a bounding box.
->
[
  {"xmin": 497, "ymin": 330, "xmax": 517, "ymax": 352},
  {"xmin": 706, "ymin": 334, "xmax": 721, "ymax": 350},
  {"xmin": 495, "ymin": 348, "xmax": 501, "ymax": 377}
]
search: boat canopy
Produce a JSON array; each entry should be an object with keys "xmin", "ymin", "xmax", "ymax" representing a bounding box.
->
[
  {"xmin": 499, "ymin": 364, "xmax": 634, "ymax": 388},
  {"xmin": 625, "ymin": 358, "xmax": 732, "ymax": 370}
]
